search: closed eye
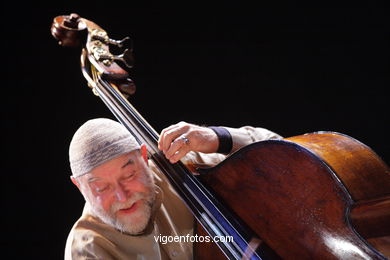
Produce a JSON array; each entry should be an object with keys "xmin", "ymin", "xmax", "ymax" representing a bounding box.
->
[
  {"xmin": 123, "ymin": 172, "xmax": 135, "ymax": 180},
  {"xmin": 122, "ymin": 158, "xmax": 135, "ymax": 169},
  {"xmin": 96, "ymin": 186, "xmax": 108, "ymax": 193}
]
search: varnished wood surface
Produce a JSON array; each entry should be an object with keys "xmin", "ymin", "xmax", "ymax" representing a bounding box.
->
[
  {"xmin": 351, "ymin": 195, "xmax": 390, "ymax": 238},
  {"xmin": 286, "ymin": 132, "xmax": 390, "ymax": 201},
  {"xmin": 195, "ymin": 132, "xmax": 389, "ymax": 259}
]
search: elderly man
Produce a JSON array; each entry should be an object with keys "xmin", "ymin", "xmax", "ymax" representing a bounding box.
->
[{"xmin": 65, "ymin": 118, "xmax": 281, "ymax": 259}]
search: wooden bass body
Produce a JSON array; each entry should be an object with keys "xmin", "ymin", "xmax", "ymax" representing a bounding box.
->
[{"xmin": 196, "ymin": 132, "xmax": 390, "ymax": 259}]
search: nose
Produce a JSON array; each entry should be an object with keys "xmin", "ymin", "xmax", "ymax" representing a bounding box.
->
[{"xmin": 114, "ymin": 186, "xmax": 127, "ymax": 202}]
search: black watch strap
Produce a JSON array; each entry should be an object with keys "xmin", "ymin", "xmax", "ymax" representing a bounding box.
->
[{"xmin": 208, "ymin": 126, "xmax": 233, "ymax": 155}]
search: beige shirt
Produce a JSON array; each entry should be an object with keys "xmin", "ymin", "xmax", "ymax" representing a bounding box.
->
[{"xmin": 65, "ymin": 126, "xmax": 282, "ymax": 260}]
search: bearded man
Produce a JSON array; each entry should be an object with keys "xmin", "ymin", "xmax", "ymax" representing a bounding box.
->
[{"xmin": 65, "ymin": 118, "xmax": 281, "ymax": 259}]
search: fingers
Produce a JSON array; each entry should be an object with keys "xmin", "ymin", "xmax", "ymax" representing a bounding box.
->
[
  {"xmin": 165, "ymin": 136, "xmax": 191, "ymax": 163},
  {"xmin": 158, "ymin": 122, "xmax": 189, "ymax": 154},
  {"xmin": 158, "ymin": 121, "xmax": 220, "ymax": 163}
]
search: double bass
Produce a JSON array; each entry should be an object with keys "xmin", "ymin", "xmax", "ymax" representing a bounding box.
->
[{"xmin": 51, "ymin": 14, "xmax": 390, "ymax": 259}]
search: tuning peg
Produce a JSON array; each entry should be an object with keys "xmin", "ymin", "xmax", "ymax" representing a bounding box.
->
[
  {"xmin": 97, "ymin": 48, "xmax": 134, "ymax": 69},
  {"xmin": 91, "ymin": 29, "xmax": 133, "ymax": 50},
  {"xmin": 108, "ymin": 36, "xmax": 131, "ymax": 49},
  {"xmin": 117, "ymin": 48, "xmax": 134, "ymax": 68}
]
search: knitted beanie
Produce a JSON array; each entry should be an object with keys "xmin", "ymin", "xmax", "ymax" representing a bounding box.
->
[{"xmin": 69, "ymin": 118, "xmax": 140, "ymax": 177}]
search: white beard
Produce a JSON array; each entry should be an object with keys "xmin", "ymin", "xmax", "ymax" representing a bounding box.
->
[
  {"xmin": 89, "ymin": 190, "xmax": 156, "ymax": 235},
  {"xmin": 83, "ymin": 164, "xmax": 157, "ymax": 235}
]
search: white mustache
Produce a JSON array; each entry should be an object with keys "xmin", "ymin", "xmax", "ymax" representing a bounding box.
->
[{"xmin": 111, "ymin": 192, "xmax": 145, "ymax": 213}]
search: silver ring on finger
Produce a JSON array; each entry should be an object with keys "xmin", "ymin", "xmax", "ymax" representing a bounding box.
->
[{"xmin": 181, "ymin": 136, "xmax": 190, "ymax": 145}]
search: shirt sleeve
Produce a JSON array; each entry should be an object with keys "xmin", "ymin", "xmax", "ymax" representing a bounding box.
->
[
  {"xmin": 225, "ymin": 126, "xmax": 283, "ymax": 153},
  {"xmin": 182, "ymin": 126, "xmax": 282, "ymax": 168}
]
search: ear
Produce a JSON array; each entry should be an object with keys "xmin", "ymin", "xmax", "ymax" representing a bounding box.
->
[
  {"xmin": 140, "ymin": 144, "xmax": 149, "ymax": 165},
  {"xmin": 70, "ymin": 176, "xmax": 82, "ymax": 192}
]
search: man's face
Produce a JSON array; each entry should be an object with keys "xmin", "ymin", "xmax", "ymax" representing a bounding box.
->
[{"xmin": 75, "ymin": 148, "xmax": 156, "ymax": 235}]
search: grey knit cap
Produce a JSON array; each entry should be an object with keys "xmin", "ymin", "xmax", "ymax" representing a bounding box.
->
[{"xmin": 69, "ymin": 118, "xmax": 140, "ymax": 177}]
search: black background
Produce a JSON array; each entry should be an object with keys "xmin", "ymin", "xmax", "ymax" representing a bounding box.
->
[{"xmin": 3, "ymin": 2, "xmax": 389, "ymax": 259}]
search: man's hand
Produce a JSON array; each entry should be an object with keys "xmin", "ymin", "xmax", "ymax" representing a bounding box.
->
[{"xmin": 158, "ymin": 122, "xmax": 219, "ymax": 163}]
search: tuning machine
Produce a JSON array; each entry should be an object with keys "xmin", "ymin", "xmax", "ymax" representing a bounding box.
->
[
  {"xmin": 92, "ymin": 48, "xmax": 133, "ymax": 69},
  {"xmin": 90, "ymin": 29, "xmax": 134, "ymax": 68},
  {"xmin": 91, "ymin": 29, "xmax": 132, "ymax": 47}
]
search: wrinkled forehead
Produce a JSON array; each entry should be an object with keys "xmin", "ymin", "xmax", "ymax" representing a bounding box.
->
[{"xmin": 79, "ymin": 150, "xmax": 143, "ymax": 182}]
